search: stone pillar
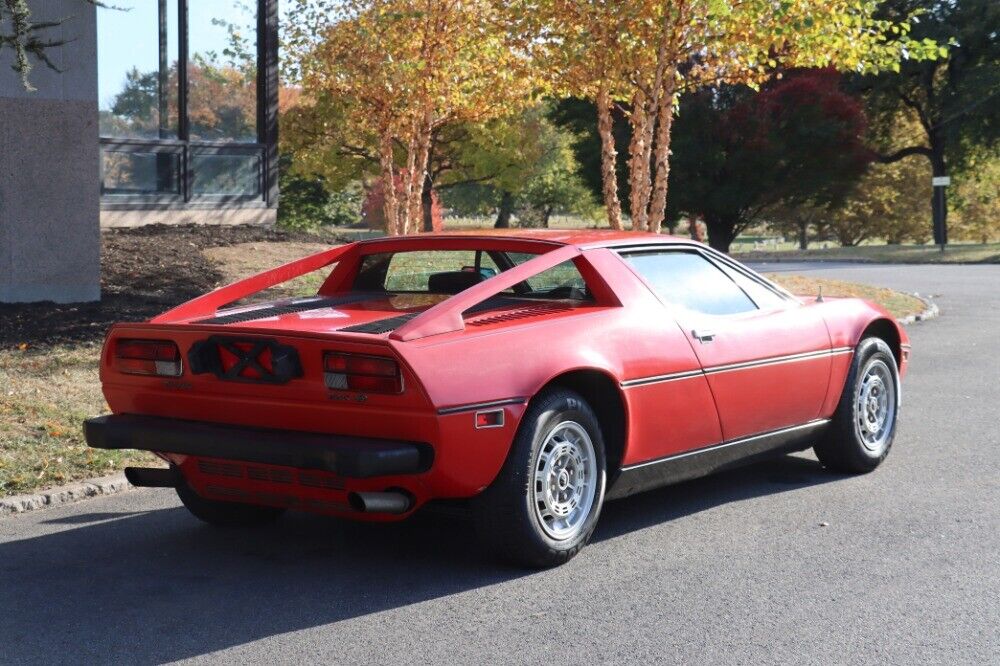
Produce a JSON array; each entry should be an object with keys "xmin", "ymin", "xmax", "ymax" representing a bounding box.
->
[{"xmin": 0, "ymin": 0, "xmax": 100, "ymax": 303}]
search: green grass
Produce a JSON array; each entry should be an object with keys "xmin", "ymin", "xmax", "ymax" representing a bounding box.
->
[{"xmin": 0, "ymin": 343, "xmax": 154, "ymax": 496}]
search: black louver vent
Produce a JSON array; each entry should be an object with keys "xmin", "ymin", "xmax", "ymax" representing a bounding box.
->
[
  {"xmin": 197, "ymin": 294, "xmax": 375, "ymax": 325},
  {"xmin": 340, "ymin": 312, "xmax": 421, "ymax": 334},
  {"xmin": 336, "ymin": 296, "xmax": 556, "ymax": 335}
]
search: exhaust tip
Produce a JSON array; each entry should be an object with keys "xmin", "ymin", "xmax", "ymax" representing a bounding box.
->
[
  {"xmin": 348, "ymin": 490, "xmax": 412, "ymax": 514},
  {"xmin": 124, "ymin": 466, "xmax": 178, "ymax": 488}
]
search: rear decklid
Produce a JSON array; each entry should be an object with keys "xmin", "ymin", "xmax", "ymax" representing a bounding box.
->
[{"xmin": 99, "ymin": 320, "xmax": 437, "ymax": 441}]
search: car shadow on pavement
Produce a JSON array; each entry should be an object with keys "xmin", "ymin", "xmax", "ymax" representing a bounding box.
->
[{"xmin": 0, "ymin": 453, "xmax": 840, "ymax": 664}]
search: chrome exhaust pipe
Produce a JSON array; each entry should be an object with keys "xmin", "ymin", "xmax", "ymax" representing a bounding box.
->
[{"xmin": 348, "ymin": 491, "xmax": 412, "ymax": 514}]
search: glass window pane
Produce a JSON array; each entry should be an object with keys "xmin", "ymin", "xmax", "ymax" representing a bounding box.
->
[
  {"xmin": 101, "ymin": 148, "xmax": 182, "ymax": 195},
  {"xmin": 187, "ymin": 1, "xmax": 259, "ymax": 142},
  {"xmin": 625, "ymin": 251, "xmax": 758, "ymax": 316},
  {"xmin": 719, "ymin": 265, "xmax": 788, "ymax": 309},
  {"xmin": 98, "ymin": 1, "xmax": 179, "ymax": 139},
  {"xmin": 190, "ymin": 152, "xmax": 262, "ymax": 196}
]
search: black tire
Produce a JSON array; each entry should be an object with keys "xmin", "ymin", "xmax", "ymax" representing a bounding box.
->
[
  {"xmin": 176, "ymin": 475, "xmax": 286, "ymax": 527},
  {"xmin": 474, "ymin": 388, "xmax": 607, "ymax": 568},
  {"xmin": 814, "ymin": 337, "xmax": 900, "ymax": 474}
]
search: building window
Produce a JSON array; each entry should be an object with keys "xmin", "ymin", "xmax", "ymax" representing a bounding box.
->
[{"xmin": 97, "ymin": 0, "xmax": 277, "ymax": 206}]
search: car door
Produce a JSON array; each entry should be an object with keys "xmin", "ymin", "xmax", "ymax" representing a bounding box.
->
[{"xmin": 620, "ymin": 248, "xmax": 833, "ymax": 442}]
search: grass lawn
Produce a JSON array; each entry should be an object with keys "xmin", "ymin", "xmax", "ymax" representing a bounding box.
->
[
  {"xmin": 0, "ymin": 227, "xmax": 927, "ymax": 497},
  {"xmin": 735, "ymin": 242, "xmax": 1000, "ymax": 264}
]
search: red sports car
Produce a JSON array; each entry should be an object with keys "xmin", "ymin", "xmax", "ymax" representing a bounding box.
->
[{"xmin": 85, "ymin": 230, "xmax": 909, "ymax": 566}]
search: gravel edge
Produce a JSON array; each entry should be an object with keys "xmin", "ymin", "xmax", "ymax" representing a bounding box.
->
[
  {"xmin": 0, "ymin": 473, "xmax": 132, "ymax": 517},
  {"xmin": 0, "ymin": 293, "xmax": 939, "ymax": 519},
  {"xmin": 897, "ymin": 294, "xmax": 939, "ymax": 326}
]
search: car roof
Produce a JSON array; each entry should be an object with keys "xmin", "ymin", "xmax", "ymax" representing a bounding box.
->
[{"xmin": 357, "ymin": 228, "xmax": 695, "ymax": 250}]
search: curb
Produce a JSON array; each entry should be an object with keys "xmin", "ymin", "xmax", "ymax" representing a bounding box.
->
[
  {"xmin": 0, "ymin": 473, "xmax": 133, "ymax": 517},
  {"xmin": 897, "ymin": 294, "xmax": 939, "ymax": 326}
]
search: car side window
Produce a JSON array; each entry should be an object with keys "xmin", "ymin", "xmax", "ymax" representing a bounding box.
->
[
  {"xmin": 624, "ymin": 251, "xmax": 758, "ymax": 316},
  {"xmin": 717, "ymin": 263, "xmax": 788, "ymax": 310}
]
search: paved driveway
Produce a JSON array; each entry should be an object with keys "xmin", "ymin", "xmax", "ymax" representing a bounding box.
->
[{"xmin": 2, "ymin": 263, "xmax": 998, "ymax": 665}]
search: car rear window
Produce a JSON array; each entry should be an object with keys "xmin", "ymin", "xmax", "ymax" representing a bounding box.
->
[{"xmin": 353, "ymin": 249, "xmax": 591, "ymax": 300}]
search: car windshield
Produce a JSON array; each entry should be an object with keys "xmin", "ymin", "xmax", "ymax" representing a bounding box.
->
[{"xmin": 352, "ymin": 249, "xmax": 591, "ymax": 300}]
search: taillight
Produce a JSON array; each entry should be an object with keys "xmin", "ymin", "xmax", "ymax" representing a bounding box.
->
[
  {"xmin": 114, "ymin": 339, "xmax": 182, "ymax": 377},
  {"xmin": 323, "ymin": 352, "xmax": 402, "ymax": 394}
]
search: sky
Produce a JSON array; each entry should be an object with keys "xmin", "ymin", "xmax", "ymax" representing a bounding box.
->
[{"xmin": 97, "ymin": 1, "xmax": 261, "ymax": 110}]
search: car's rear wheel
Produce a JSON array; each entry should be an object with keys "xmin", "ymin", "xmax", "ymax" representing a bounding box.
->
[
  {"xmin": 175, "ymin": 474, "xmax": 286, "ymax": 527},
  {"xmin": 814, "ymin": 337, "xmax": 899, "ymax": 473},
  {"xmin": 474, "ymin": 388, "xmax": 606, "ymax": 568}
]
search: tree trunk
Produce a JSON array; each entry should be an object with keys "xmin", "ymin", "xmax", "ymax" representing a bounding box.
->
[
  {"xmin": 596, "ymin": 86, "xmax": 623, "ymax": 230},
  {"xmin": 401, "ymin": 132, "xmax": 418, "ymax": 235},
  {"xmin": 627, "ymin": 88, "xmax": 650, "ymax": 231},
  {"xmin": 421, "ymin": 175, "xmax": 434, "ymax": 232},
  {"xmin": 404, "ymin": 113, "xmax": 433, "ymax": 236},
  {"xmin": 378, "ymin": 132, "xmax": 399, "ymax": 236},
  {"xmin": 494, "ymin": 190, "xmax": 514, "ymax": 228},
  {"xmin": 542, "ymin": 206, "xmax": 552, "ymax": 228},
  {"xmin": 646, "ymin": 78, "xmax": 676, "ymax": 234},
  {"xmin": 930, "ymin": 139, "xmax": 948, "ymax": 246},
  {"xmin": 703, "ymin": 214, "xmax": 736, "ymax": 253},
  {"xmin": 798, "ymin": 218, "xmax": 808, "ymax": 250}
]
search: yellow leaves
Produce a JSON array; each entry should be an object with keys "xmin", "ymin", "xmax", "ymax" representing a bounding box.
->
[{"xmin": 17, "ymin": 343, "xmax": 28, "ymax": 351}]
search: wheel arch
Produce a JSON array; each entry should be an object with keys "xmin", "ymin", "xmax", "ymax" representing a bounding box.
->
[
  {"xmin": 859, "ymin": 317, "xmax": 903, "ymax": 366},
  {"xmin": 530, "ymin": 369, "xmax": 629, "ymax": 480}
]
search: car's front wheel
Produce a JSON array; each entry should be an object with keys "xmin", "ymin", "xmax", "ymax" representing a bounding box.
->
[
  {"xmin": 474, "ymin": 388, "xmax": 607, "ymax": 568},
  {"xmin": 814, "ymin": 337, "xmax": 900, "ymax": 473}
]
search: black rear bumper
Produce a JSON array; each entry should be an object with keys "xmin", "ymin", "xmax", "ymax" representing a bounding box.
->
[{"xmin": 84, "ymin": 414, "xmax": 432, "ymax": 478}]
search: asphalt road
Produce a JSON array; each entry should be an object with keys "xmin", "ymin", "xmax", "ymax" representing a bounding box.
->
[{"xmin": 2, "ymin": 263, "xmax": 998, "ymax": 665}]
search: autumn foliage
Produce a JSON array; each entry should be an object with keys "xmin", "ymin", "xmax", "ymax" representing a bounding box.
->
[{"xmin": 284, "ymin": 0, "xmax": 942, "ymax": 235}]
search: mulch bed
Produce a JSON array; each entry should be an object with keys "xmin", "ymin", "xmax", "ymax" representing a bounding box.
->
[{"xmin": 0, "ymin": 224, "xmax": 328, "ymax": 349}]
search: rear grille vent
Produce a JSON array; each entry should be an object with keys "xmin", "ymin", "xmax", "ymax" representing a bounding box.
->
[
  {"xmin": 466, "ymin": 303, "xmax": 574, "ymax": 326},
  {"xmin": 246, "ymin": 466, "xmax": 294, "ymax": 484},
  {"xmin": 197, "ymin": 294, "xmax": 374, "ymax": 325},
  {"xmin": 203, "ymin": 486, "xmax": 352, "ymax": 512},
  {"xmin": 299, "ymin": 471, "xmax": 346, "ymax": 490},
  {"xmin": 197, "ymin": 460, "xmax": 344, "ymax": 490},
  {"xmin": 197, "ymin": 461, "xmax": 243, "ymax": 477},
  {"xmin": 340, "ymin": 312, "xmax": 421, "ymax": 334}
]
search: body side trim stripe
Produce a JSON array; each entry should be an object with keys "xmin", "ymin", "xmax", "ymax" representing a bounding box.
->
[
  {"xmin": 704, "ymin": 347, "xmax": 852, "ymax": 374},
  {"xmin": 620, "ymin": 418, "xmax": 831, "ymax": 472},
  {"xmin": 620, "ymin": 347, "xmax": 853, "ymax": 389},
  {"xmin": 437, "ymin": 397, "xmax": 527, "ymax": 416},
  {"xmin": 620, "ymin": 370, "xmax": 703, "ymax": 388}
]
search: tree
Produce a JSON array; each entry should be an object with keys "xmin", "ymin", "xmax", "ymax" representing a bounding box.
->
[
  {"xmin": 442, "ymin": 104, "xmax": 596, "ymax": 228},
  {"xmin": 667, "ymin": 69, "xmax": 873, "ymax": 252},
  {"xmin": 512, "ymin": 0, "xmax": 941, "ymax": 234},
  {"xmin": 822, "ymin": 156, "xmax": 932, "ymax": 246},
  {"xmin": 950, "ymin": 150, "xmax": 1000, "ymax": 244},
  {"xmin": 858, "ymin": 0, "xmax": 1000, "ymax": 244},
  {"xmin": 285, "ymin": 0, "xmax": 538, "ymax": 235}
]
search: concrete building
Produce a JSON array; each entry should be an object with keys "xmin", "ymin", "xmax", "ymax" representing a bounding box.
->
[{"xmin": 1, "ymin": 0, "xmax": 279, "ymax": 303}]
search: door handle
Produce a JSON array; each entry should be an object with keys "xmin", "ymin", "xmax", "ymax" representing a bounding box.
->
[{"xmin": 692, "ymin": 328, "xmax": 716, "ymax": 343}]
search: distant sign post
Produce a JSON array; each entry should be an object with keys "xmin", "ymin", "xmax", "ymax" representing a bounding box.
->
[{"xmin": 932, "ymin": 175, "xmax": 950, "ymax": 249}]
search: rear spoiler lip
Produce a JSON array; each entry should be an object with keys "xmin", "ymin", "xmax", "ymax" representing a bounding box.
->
[{"xmin": 151, "ymin": 243, "xmax": 356, "ymax": 324}]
